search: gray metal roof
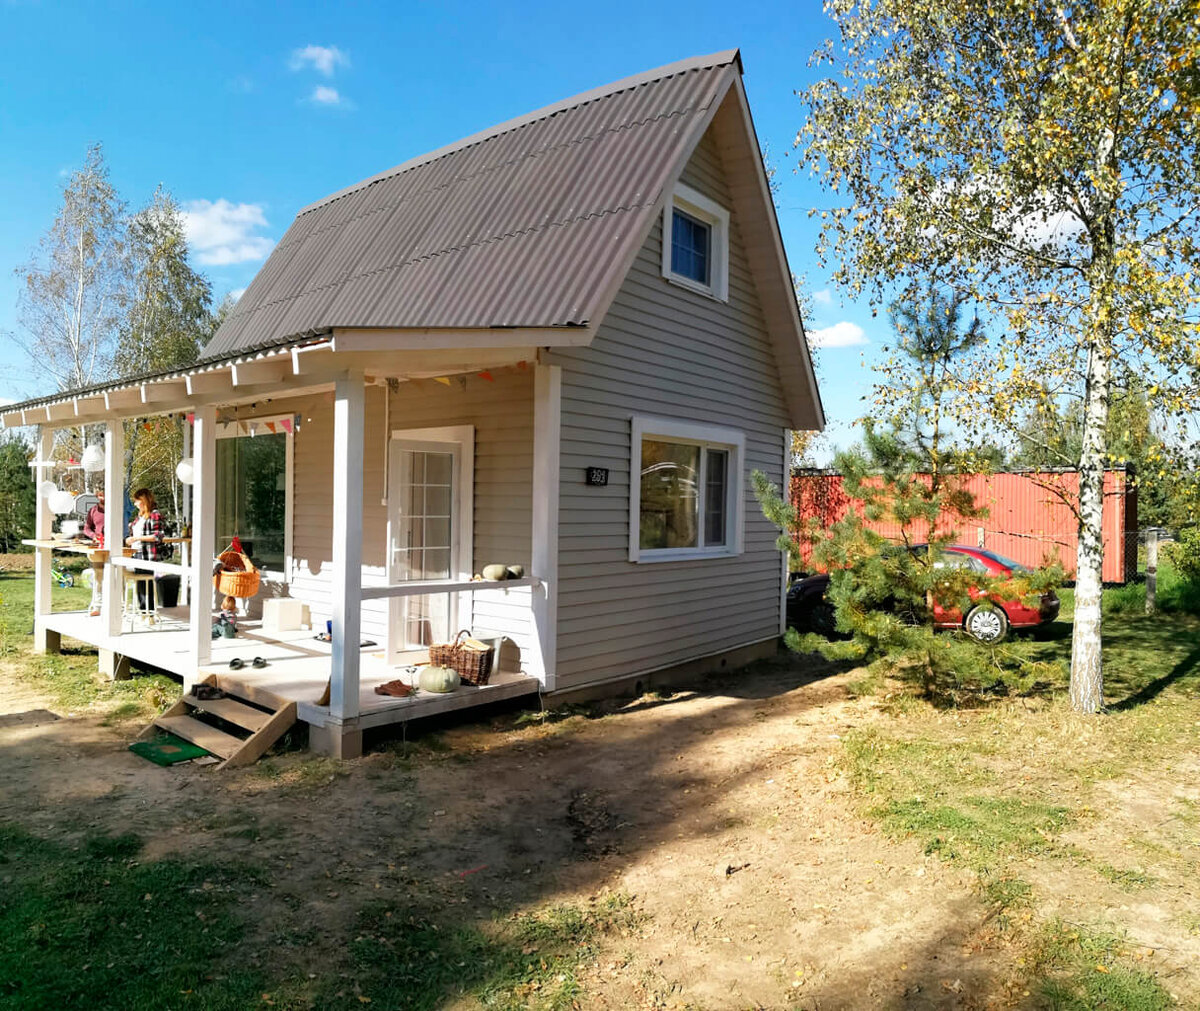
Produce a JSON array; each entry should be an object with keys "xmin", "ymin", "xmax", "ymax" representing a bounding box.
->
[{"xmin": 204, "ymin": 51, "xmax": 740, "ymax": 358}]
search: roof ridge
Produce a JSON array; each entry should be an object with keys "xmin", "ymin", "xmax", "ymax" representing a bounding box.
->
[{"xmin": 297, "ymin": 49, "xmax": 740, "ymax": 216}]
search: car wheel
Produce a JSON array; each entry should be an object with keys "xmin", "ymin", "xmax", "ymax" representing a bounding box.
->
[
  {"xmin": 809, "ymin": 601, "xmax": 837, "ymax": 638},
  {"xmin": 964, "ymin": 605, "xmax": 1008, "ymax": 644}
]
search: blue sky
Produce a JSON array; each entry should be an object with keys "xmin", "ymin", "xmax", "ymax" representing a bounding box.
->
[{"xmin": 0, "ymin": 0, "xmax": 884, "ymax": 450}]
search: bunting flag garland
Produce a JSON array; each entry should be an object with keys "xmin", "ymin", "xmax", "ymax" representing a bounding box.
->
[
  {"xmin": 187, "ymin": 412, "xmax": 195, "ymax": 425},
  {"xmin": 477, "ymin": 370, "xmax": 495, "ymax": 382},
  {"xmin": 433, "ymin": 377, "xmax": 452, "ymax": 386},
  {"xmin": 143, "ymin": 422, "xmax": 153, "ymax": 431},
  {"xmin": 239, "ymin": 421, "xmax": 249, "ymax": 434},
  {"xmin": 266, "ymin": 421, "xmax": 277, "ymax": 433},
  {"xmin": 280, "ymin": 417, "xmax": 293, "ymax": 434}
]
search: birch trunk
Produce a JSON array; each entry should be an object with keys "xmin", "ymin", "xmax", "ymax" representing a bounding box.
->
[{"xmin": 1069, "ymin": 337, "xmax": 1109, "ymax": 713}]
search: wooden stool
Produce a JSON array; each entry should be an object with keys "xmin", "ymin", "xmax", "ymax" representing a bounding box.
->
[{"xmin": 123, "ymin": 572, "xmax": 158, "ymax": 628}]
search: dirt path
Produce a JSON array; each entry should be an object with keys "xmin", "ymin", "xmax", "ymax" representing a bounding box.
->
[{"xmin": 2, "ymin": 653, "xmax": 1192, "ymax": 1008}]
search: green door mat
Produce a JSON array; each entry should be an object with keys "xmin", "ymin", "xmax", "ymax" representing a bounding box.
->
[{"xmin": 129, "ymin": 733, "xmax": 211, "ymax": 766}]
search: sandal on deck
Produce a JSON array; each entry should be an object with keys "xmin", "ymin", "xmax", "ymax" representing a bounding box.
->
[
  {"xmin": 228, "ymin": 658, "xmax": 245, "ymax": 670},
  {"xmin": 251, "ymin": 657, "xmax": 267, "ymax": 669}
]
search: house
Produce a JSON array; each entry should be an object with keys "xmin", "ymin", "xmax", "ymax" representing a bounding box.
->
[{"xmin": 2, "ymin": 50, "xmax": 823, "ymax": 759}]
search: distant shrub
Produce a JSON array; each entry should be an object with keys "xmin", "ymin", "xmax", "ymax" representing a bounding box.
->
[{"xmin": 1163, "ymin": 527, "xmax": 1200, "ymax": 585}]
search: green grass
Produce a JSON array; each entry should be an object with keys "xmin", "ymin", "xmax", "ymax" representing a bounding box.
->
[
  {"xmin": 0, "ymin": 824, "xmax": 264, "ymax": 1010},
  {"xmin": 319, "ymin": 893, "xmax": 644, "ymax": 1011},
  {"xmin": 1032, "ymin": 922, "xmax": 1173, "ymax": 1010},
  {"xmin": 0, "ymin": 571, "xmax": 179, "ymax": 719}
]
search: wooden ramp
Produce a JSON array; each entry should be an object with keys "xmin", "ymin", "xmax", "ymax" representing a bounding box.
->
[{"xmin": 138, "ymin": 676, "xmax": 296, "ymax": 770}]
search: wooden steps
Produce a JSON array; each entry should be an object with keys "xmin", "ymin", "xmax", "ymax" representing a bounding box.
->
[{"xmin": 139, "ymin": 677, "xmax": 296, "ymax": 770}]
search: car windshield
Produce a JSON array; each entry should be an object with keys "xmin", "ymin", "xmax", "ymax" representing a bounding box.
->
[{"xmin": 974, "ymin": 549, "xmax": 1029, "ymax": 573}]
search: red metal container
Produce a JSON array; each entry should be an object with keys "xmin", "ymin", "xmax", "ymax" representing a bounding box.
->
[{"xmin": 790, "ymin": 468, "xmax": 1137, "ymax": 584}]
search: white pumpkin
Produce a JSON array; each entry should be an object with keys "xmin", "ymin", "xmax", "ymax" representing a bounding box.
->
[{"xmin": 418, "ymin": 666, "xmax": 460, "ymax": 693}]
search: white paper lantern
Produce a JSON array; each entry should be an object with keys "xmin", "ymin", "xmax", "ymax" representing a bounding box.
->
[
  {"xmin": 50, "ymin": 490, "xmax": 77, "ymax": 515},
  {"xmin": 175, "ymin": 457, "xmax": 195, "ymax": 485},
  {"xmin": 39, "ymin": 480, "xmax": 57, "ymax": 500},
  {"xmin": 81, "ymin": 444, "xmax": 105, "ymax": 473}
]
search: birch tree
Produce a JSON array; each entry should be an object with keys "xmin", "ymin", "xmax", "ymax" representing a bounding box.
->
[
  {"xmin": 799, "ymin": 0, "xmax": 1200, "ymax": 712},
  {"xmin": 118, "ymin": 187, "xmax": 214, "ymax": 529},
  {"xmin": 14, "ymin": 144, "xmax": 128, "ymax": 391}
]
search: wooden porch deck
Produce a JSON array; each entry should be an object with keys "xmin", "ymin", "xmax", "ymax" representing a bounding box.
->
[{"xmin": 40, "ymin": 608, "xmax": 541, "ymax": 731}]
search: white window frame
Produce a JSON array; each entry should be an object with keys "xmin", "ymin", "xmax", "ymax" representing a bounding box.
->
[
  {"xmin": 661, "ymin": 181, "xmax": 730, "ymax": 302},
  {"xmin": 629, "ymin": 415, "xmax": 744, "ymax": 563},
  {"xmin": 215, "ymin": 413, "xmax": 294, "ymax": 580}
]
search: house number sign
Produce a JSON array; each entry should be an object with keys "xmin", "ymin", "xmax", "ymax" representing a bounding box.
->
[{"xmin": 585, "ymin": 467, "xmax": 609, "ymax": 486}]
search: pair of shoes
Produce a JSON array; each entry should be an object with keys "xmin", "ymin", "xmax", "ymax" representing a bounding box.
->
[{"xmin": 228, "ymin": 657, "xmax": 268, "ymax": 671}]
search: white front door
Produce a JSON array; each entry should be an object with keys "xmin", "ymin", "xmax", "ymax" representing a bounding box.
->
[{"xmin": 386, "ymin": 428, "xmax": 473, "ymax": 665}]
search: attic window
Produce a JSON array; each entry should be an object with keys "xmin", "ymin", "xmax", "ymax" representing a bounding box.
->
[{"xmin": 662, "ymin": 182, "xmax": 729, "ymax": 301}]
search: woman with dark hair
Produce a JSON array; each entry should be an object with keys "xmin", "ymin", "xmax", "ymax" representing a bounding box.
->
[{"xmin": 126, "ymin": 488, "xmax": 165, "ymax": 611}]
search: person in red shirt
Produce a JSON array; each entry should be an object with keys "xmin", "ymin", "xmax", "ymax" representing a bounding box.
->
[{"xmin": 83, "ymin": 490, "xmax": 105, "ymax": 616}]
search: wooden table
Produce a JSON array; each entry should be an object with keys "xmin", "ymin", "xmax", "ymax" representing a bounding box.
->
[{"xmin": 22, "ymin": 538, "xmax": 109, "ymax": 564}]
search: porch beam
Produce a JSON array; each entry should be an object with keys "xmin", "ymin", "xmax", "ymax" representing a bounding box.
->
[
  {"xmin": 329, "ymin": 371, "xmax": 365, "ymax": 723},
  {"xmin": 104, "ymin": 387, "xmax": 143, "ymax": 412},
  {"xmin": 189, "ymin": 405, "xmax": 217, "ymax": 678},
  {"xmin": 185, "ymin": 370, "xmax": 232, "ymax": 396},
  {"xmin": 101, "ymin": 419, "xmax": 126, "ymax": 643},
  {"xmin": 231, "ymin": 359, "xmax": 290, "ymax": 386},
  {"xmin": 45, "ymin": 401, "xmax": 76, "ymax": 424},
  {"xmin": 32, "ymin": 426, "xmax": 59, "ymax": 654},
  {"xmin": 140, "ymin": 379, "xmax": 188, "ymax": 405},
  {"xmin": 529, "ymin": 363, "xmax": 561, "ymax": 689}
]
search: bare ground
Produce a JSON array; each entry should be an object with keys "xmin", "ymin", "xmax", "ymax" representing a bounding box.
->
[{"xmin": 2, "ymin": 650, "xmax": 1197, "ymax": 1009}]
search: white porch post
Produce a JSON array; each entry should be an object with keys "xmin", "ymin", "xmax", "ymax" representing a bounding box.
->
[
  {"xmin": 329, "ymin": 372, "xmax": 365, "ymax": 728},
  {"xmin": 98, "ymin": 419, "xmax": 128, "ymax": 678},
  {"xmin": 530, "ymin": 363, "xmax": 561, "ymax": 690},
  {"xmin": 188, "ymin": 405, "xmax": 217, "ymax": 682},
  {"xmin": 33, "ymin": 426, "xmax": 58, "ymax": 654}
]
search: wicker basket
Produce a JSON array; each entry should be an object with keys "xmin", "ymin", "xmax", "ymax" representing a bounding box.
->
[
  {"xmin": 429, "ymin": 630, "xmax": 494, "ymax": 686},
  {"xmin": 213, "ymin": 548, "xmax": 261, "ymax": 598}
]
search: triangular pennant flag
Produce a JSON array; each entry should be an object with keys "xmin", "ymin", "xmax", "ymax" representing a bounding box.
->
[
  {"xmin": 239, "ymin": 421, "xmax": 248, "ymax": 434},
  {"xmin": 142, "ymin": 422, "xmax": 152, "ymax": 432},
  {"xmin": 250, "ymin": 422, "xmax": 259, "ymax": 437},
  {"xmin": 266, "ymin": 421, "xmax": 277, "ymax": 433},
  {"xmin": 280, "ymin": 417, "xmax": 293, "ymax": 434},
  {"xmin": 477, "ymin": 370, "xmax": 495, "ymax": 382},
  {"xmin": 433, "ymin": 377, "xmax": 452, "ymax": 386},
  {"xmin": 187, "ymin": 413, "xmax": 195, "ymax": 425},
  {"xmin": 516, "ymin": 360, "xmax": 528, "ymax": 370}
]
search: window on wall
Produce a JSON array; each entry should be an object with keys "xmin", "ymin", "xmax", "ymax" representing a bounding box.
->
[
  {"xmin": 629, "ymin": 416, "xmax": 744, "ymax": 562},
  {"xmin": 216, "ymin": 417, "xmax": 291, "ymax": 573},
  {"xmin": 661, "ymin": 181, "xmax": 729, "ymax": 301}
]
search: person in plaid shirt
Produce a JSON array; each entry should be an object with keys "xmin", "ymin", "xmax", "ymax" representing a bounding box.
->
[{"xmin": 126, "ymin": 488, "xmax": 166, "ymax": 609}]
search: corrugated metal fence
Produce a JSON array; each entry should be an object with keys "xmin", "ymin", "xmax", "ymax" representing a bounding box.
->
[{"xmin": 790, "ymin": 469, "xmax": 1138, "ymax": 584}]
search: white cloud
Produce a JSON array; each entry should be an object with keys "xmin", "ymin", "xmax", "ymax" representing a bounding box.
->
[
  {"xmin": 181, "ymin": 199, "xmax": 275, "ymax": 267},
  {"xmin": 289, "ymin": 44, "xmax": 348, "ymax": 77},
  {"xmin": 813, "ymin": 288, "xmax": 833, "ymax": 306},
  {"xmin": 311, "ymin": 85, "xmax": 343, "ymax": 106},
  {"xmin": 228, "ymin": 287, "xmax": 247, "ymax": 302},
  {"xmin": 807, "ymin": 321, "xmax": 869, "ymax": 348}
]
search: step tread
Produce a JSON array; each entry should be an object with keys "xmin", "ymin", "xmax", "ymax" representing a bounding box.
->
[
  {"xmin": 182, "ymin": 694, "xmax": 272, "ymax": 732},
  {"xmin": 155, "ymin": 715, "xmax": 244, "ymax": 759}
]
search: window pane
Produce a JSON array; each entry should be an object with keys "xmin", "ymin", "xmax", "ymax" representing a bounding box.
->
[
  {"xmin": 671, "ymin": 208, "xmax": 710, "ymax": 285},
  {"xmin": 705, "ymin": 449, "xmax": 728, "ymax": 546},
  {"xmin": 215, "ymin": 432, "xmax": 287, "ymax": 570},
  {"xmin": 640, "ymin": 439, "xmax": 700, "ymax": 550}
]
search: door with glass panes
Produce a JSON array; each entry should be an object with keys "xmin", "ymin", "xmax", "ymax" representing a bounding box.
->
[{"xmin": 386, "ymin": 433, "xmax": 468, "ymax": 665}]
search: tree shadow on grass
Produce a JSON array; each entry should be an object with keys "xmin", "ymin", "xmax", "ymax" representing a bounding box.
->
[{"xmin": 1108, "ymin": 643, "xmax": 1200, "ymax": 711}]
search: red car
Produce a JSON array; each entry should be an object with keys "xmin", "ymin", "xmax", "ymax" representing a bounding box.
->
[{"xmin": 787, "ymin": 545, "xmax": 1060, "ymax": 644}]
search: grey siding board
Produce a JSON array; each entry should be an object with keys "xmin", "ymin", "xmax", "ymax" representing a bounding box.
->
[
  {"xmin": 550, "ymin": 127, "xmax": 789, "ymax": 689},
  {"xmin": 288, "ymin": 372, "xmax": 535, "ymax": 659}
]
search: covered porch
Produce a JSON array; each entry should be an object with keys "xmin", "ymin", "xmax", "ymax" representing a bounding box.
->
[{"xmin": 8, "ymin": 333, "xmax": 564, "ymax": 758}]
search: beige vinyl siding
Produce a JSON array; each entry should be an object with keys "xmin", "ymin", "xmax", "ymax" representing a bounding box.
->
[
  {"xmin": 288, "ymin": 371, "xmax": 535, "ymax": 657},
  {"xmin": 549, "ymin": 128, "xmax": 789, "ymax": 688}
]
